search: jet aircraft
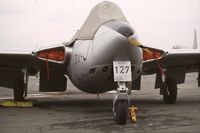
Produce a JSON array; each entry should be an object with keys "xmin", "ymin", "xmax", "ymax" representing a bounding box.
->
[{"xmin": 0, "ymin": 1, "xmax": 200, "ymax": 125}]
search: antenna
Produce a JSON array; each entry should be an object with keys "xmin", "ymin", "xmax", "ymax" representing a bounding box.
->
[{"xmin": 193, "ymin": 29, "xmax": 198, "ymax": 49}]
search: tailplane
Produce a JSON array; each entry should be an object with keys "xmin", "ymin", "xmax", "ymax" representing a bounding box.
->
[
  {"xmin": 193, "ymin": 29, "xmax": 198, "ymax": 49},
  {"xmin": 172, "ymin": 29, "xmax": 198, "ymax": 49}
]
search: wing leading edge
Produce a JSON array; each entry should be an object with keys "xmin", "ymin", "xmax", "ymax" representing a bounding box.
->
[
  {"xmin": 0, "ymin": 45, "xmax": 68, "ymax": 101},
  {"xmin": 143, "ymin": 49, "xmax": 200, "ymax": 88},
  {"xmin": 0, "ymin": 52, "xmax": 36, "ymax": 69}
]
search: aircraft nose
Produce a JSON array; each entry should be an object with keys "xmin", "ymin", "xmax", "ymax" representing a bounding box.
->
[
  {"xmin": 104, "ymin": 20, "xmax": 144, "ymax": 50},
  {"xmin": 92, "ymin": 21, "xmax": 143, "ymax": 66},
  {"xmin": 104, "ymin": 21, "xmax": 134, "ymax": 37}
]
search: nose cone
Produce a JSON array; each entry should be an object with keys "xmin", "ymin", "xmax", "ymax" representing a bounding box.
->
[
  {"xmin": 92, "ymin": 21, "xmax": 142, "ymax": 66},
  {"xmin": 104, "ymin": 20, "xmax": 134, "ymax": 37}
]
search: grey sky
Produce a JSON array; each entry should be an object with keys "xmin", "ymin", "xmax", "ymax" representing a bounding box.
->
[{"xmin": 0, "ymin": 0, "xmax": 199, "ymax": 51}]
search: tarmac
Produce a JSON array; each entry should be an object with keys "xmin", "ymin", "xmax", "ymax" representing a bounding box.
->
[{"xmin": 0, "ymin": 73, "xmax": 200, "ymax": 133}]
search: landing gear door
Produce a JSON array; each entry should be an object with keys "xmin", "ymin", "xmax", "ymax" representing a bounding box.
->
[
  {"xmin": 39, "ymin": 70, "xmax": 67, "ymax": 92},
  {"xmin": 113, "ymin": 61, "xmax": 132, "ymax": 82}
]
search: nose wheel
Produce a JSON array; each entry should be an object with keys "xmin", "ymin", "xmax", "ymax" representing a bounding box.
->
[
  {"xmin": 113, "ymin": 82, "xmax": 129, "ymax": 125},
  {"xmin": 113, "ymin": 100, "xmax": 128, "ymax": 125}
]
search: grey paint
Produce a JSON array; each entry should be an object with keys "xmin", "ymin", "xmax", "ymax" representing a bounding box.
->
[{"xmin": 67, "ymin": 23, "xmax": 143, "ymax": 93}]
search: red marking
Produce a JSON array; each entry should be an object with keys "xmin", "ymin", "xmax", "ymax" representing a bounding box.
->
[{"xmin": 156, "ymin": 58, "xmax": 166, "ymax": 79}]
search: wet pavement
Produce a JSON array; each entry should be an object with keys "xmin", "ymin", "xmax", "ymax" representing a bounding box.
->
[{"xmin": 0, "ymin": 73, "xmax": 200, "ymax": 133}]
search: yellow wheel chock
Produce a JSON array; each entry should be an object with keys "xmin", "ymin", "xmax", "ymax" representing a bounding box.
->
[
  {"xmin": 0, "ymin": 100, "xmax": 36, "ymax": 107},
  {"xmin": 129, "ymin": 106, "xmax": 138, "ymax": 122}
]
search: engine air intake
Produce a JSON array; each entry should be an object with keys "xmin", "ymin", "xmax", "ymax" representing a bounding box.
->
[{"xmin": 37, "ymin": 47, "xmax": 65, "ymax": 62}]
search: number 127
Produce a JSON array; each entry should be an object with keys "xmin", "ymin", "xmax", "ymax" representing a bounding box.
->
[{"xmin": 115, "ymin": 66, "xmax": 129, "ymax": 74}]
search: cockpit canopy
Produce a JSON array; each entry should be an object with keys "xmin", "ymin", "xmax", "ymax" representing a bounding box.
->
[{"xmin": 71, "ymin": 1, "xmax": 128, "ymax": 41}]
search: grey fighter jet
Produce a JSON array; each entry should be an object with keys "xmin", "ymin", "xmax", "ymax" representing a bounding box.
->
[{"xmin": 0, "ymin": 1, "xmax": 200, "ymax": 125}]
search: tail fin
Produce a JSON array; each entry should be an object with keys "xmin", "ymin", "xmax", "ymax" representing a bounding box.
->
[{"xmin": 193, "ymin": 29, "xmax": 198, "ymax": 49}]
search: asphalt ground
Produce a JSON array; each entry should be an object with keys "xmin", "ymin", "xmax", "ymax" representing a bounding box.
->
[{"xmin": 0, "ymin": 73, "xmax": 200, "ymax": 133}]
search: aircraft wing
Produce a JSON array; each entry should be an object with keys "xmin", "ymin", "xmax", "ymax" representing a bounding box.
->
[
  {"xmin": 0, "ymin": 45, "xmax": 67, "ymax": 92},
  {"xmin": 0, "ymin": 45, "xmax": 66, "ymax": 71},
  {"xmin": 142, "ymin": 49, "xmax": 200, "ymax": 88},
  {"xmin": 0, "ymin": 52, "xmax": 37, "ymax": 69}
]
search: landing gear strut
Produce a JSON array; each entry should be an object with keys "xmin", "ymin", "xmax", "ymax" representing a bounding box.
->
[
  {"xmin": 13, "ymin": 69, "xmax": 29, "ymax": 101},
  {"xmin": 162, "ymin": 78, "xmax": 177, "ymax": 104},
  {"xmin": 113, "ymin": 82, "xmax": 129, "ymax": 125},
  {"xmin": 13, "ymin": 79, "xmax": 24, "ymax": 101}
]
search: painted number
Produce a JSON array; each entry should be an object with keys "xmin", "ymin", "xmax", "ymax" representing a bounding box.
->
[{"xmin": 115, "ymin": 66, "xmax": 130, "ymax": 74}]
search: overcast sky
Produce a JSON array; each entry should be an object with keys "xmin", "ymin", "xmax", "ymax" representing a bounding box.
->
[{"xmin": 0, "ymin": 0, "xmax": 199, "ymax": 51}]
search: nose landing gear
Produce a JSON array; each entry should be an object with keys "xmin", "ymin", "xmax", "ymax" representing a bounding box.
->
[
  {"xmin": 112, "ymin": 61, "xmax": 133, "ymax": 125},
  {"xmin": 113, "ymin": 82, "xmax": 129, "ymax": 125}
]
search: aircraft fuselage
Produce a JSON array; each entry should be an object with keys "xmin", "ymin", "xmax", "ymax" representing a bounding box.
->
[{"xmin": 67, "ymin": 21, "xmax": 143, "ymax": 93}]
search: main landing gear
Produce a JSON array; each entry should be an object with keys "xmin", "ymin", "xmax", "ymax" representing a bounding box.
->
[
  {"xmin": 162, "ymin": 78, "xmax": 177, "ymax": 104},
  {"xmin": 13, "ymin": 79, "xmax": 25, "ymax": 101},
  {"xmin": 13, "ymin": 69, "xmax": 29, "ymax": 101},
  {"xmin": 0, "ymin": 69, "xmax": 34, "ymax": 107},
  {"xmin": 113, "ymin": 82, "xmax": 129, "ymax": 125}
]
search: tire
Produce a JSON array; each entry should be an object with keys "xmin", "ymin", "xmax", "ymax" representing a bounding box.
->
[
  {"xmin": 114, "ymin": 100, "xmax": 128, "ymax": 125},
  {"xmin": 13, "ymin": 79, "xmax": 24, "ymax": 101},
  {"xmin": 163, "ymin": 78, "xmax": 177, "ymax": 104}
]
